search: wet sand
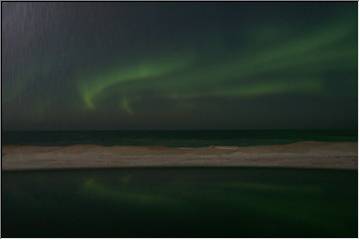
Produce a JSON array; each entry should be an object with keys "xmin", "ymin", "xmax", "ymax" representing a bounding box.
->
[{"xmin": 2, "ymin": 141, "xmax": 357, "ymax": 170}]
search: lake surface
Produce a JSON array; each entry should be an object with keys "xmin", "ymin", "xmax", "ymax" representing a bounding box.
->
[
  {"xmin": 3, "ymin": 129, "xmax": 357, "ymax": 147},
  {"xmin": 2, "ymin": 167, "xmax": 357, "ymax": 237}
]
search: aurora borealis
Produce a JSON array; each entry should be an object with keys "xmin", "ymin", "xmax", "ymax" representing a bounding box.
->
[{"xmin": 2, "ymin": 2, "xmax": 357, "ymax": 130}]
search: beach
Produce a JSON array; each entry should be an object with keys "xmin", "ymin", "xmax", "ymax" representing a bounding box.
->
[{"xmin": 3, "ymin": 141, "xmax": 357, "ymax": 170}]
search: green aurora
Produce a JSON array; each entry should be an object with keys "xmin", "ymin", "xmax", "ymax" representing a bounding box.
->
[
  {"xmin": 2, "ymin": 2, "xmax": 357, "ymax": 129},
  {"xmin": 78, "ymin": 20, "xmax": 356, "ymax": 114}
]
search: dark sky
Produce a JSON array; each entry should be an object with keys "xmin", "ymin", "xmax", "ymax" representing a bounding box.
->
[{"xmin": 2, "ymin": 2, "xmax": 357, "ymax": 130}]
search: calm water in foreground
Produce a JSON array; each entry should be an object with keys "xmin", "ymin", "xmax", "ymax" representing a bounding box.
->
[{"xmin": 3, "ymin": 167, "xmax": 357, "ymax": 237}]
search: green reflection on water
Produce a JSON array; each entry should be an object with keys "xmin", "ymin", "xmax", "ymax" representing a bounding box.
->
[
  {"xmin": 82, "ymin": 177, "xmax": 182, "ymax": 206},
  {"xmin": 3, "ymin": 167, "xmax": 357, "ymax": 237}
]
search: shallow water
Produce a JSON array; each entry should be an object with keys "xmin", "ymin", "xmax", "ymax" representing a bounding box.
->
[{"xmin": 2, "ymin": 167, "xmax": 357, "ymax": 237}]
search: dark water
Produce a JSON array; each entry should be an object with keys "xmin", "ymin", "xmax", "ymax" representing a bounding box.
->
[
  {"xmin": 3, "ymin": 129, "xmax": 357, "ymax": 147},
  {"xmin": 2, "ymin": 167, "xmax": 357, "ymax": 237}
]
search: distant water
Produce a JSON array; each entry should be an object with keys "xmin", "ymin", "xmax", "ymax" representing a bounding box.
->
[{"xmin": 3, "ymin": 130, "xmax": 356, "ymax": 147}]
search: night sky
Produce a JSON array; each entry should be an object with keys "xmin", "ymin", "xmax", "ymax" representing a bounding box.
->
[{"xmin": 2, "ymin": 2, "xmax": 357, "ymax": 130}]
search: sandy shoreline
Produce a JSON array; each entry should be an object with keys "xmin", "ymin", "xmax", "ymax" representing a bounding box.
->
[{"xmin": 2, "ymin": 141, "xmax": 357, "ymax": 170}]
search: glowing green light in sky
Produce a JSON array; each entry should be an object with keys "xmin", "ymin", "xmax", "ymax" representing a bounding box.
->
[
  {"xmin": 76, "ymin": 21, "xmax": 354, "ymax": 115},
  {"xmin": 79, "ymin": 56, "xmax": 193, "ymax": 109},
  {"xmin": 119, "ymin": 97, "xmax": 133, "ymax": 115},
  {"xmin": 3, "ymin": 2, "xmax": 357, "ymax": 130}
]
